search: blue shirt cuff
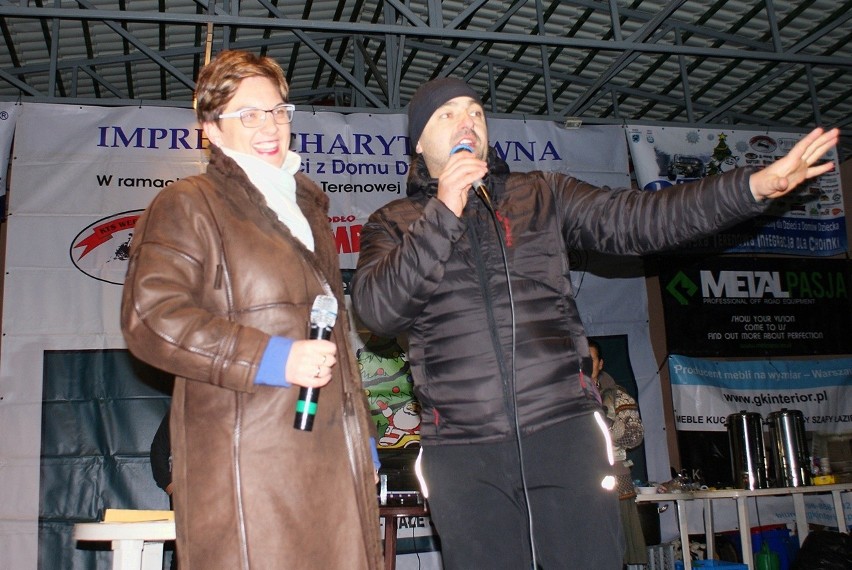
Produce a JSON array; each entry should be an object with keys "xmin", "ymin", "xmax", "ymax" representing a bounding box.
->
[
  {"xmin": 370, "ymin": 437, "xmax": 381, "ymax": 471},
  {"xmin": 255, "ymin": 337, "xmax": 293, "ymax": 387}
]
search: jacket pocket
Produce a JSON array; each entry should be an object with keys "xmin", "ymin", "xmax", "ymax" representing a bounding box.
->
[{"xmin": 510, "ymin": 229, "xmax": 561, "ymax": 291}]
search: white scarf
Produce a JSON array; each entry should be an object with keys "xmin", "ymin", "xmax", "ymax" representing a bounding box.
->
[{"xmin": 221, "ymin": 147, "xmax": 315, "ymax": 252}]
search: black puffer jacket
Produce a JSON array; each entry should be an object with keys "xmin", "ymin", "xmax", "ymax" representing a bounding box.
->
[{"xmin": 352, "ymin": 149, "xmax": 764, "ymax": 445}]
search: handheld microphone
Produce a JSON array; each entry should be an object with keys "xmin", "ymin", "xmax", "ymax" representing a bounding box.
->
[
  {"xmin": 293, "ymin": 294, "xmax": 338, "ymax": 431},
  {"xmin": 450, "ymin": 144, "xmax": 493, "ymax": 210}
]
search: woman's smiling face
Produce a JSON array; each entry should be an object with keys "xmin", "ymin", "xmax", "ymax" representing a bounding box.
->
[{"xmin": 203, "ymin": 75, "xmax": 291, "ymax": 168}]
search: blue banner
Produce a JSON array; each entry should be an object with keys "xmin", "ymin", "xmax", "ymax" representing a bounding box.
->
[{"xmin": 669, "ymin": 354, "xmax": 852, "ymax": 433}]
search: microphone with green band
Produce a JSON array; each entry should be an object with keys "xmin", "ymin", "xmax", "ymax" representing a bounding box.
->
[{"xmin": 293, "ymin": 294, "xmax": 337, "ymax": 431}]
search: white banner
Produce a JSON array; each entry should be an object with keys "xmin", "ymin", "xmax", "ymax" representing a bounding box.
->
[
  {"xmin": 0, "ymin": 102, "xmax": 21, "ymax": 198},
  {"xmin": 0, "ymin": 103, "xmax": 649, "ymax": 569},
  {"xmin": 299, "ymin": 114, "xmax": 629, "ymax": 268},
  {"xmin": 1, "ymin": 104, "xmax": 207, "ymax": 568},
  {"xmin": 625, "ymin": 125, "xmax": 846, "ymax": 256},
  {"xmin": 670, "ymin": 354, "xmax": 852, "ymax": 433}
]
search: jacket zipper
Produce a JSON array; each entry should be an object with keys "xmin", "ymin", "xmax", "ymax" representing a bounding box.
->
[{"xmin": 466, "ymin": 210, "xmax": 516, "ymax": 424}]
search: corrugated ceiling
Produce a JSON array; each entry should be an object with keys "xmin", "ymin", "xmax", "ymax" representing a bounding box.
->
[{"xmin": 1, "ymin": 0, "xmax": 850, "ymax": 160}]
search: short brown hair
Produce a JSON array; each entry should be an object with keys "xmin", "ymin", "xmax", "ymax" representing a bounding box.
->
[{"xmin": 194, "ymin": 50, "xmax": 289, "ymax": 124}]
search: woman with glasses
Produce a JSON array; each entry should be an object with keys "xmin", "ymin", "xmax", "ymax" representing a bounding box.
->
[{"xmin": 121, "ymin": 50, "xmax": 382, "ymax": 570}]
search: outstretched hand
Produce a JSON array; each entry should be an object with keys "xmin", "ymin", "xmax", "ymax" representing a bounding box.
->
[{"xmin": 749, "ymin": 127, "xmax": 839, "ymax": 201}]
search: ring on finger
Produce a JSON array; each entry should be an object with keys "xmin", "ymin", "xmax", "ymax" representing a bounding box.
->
[
  {"xmin": 315, "ymin": 365, "xmax": 321, "ymax": 378},
  {"xmin": 321, "ymin": 355, "xmax": 327, "ymax": 365}
]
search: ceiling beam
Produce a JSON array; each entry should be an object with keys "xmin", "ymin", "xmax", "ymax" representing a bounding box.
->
[{"xmin": 1, "ymin": 6, "xmax": 849, "ymax": 67}]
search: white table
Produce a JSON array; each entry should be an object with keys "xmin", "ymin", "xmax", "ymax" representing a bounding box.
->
[
  {"xmin": 635, "ymin": 483, "xmax": 852, "ymax": 570},
  {"xmin": 74, "ymin": 520, "xmax": 176, "ymax": 570}
]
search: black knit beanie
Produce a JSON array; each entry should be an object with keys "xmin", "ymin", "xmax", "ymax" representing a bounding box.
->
[{"xmin": 407, "ymin": 77, "xmax": 483, "ymax": 151}]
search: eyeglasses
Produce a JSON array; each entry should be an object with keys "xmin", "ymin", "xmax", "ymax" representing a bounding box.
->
[{"xmin": 218, "ymin": 104, "xmax": 295, "ymax": 128}]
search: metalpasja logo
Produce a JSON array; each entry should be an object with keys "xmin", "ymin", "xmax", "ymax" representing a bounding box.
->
[
  {"xmin": 665, "ymin": 268, "xmax": 847, "ymax": 306},
  {"xmin": 70, "ymin": 210, "xmax": 141, "ymax": 285}
]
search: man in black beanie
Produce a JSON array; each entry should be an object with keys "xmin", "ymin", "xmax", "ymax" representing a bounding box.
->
[{"xmin": 352, "ymin": 76, "xmax": 838, "ymax": 569}]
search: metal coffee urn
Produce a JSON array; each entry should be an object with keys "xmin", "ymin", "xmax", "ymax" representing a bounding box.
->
[
  {"xmin": 767, "ymin": 409, "xmax": 811, "ymax": 487},
  {"xmin": 726, "ymin": 411, "xmax": 770, "ymax": 490}
]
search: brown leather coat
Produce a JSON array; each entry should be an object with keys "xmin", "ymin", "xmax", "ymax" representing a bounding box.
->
[{"xmin": 121, "ymin": 147, "xmax": 382, "ymax": 570}]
